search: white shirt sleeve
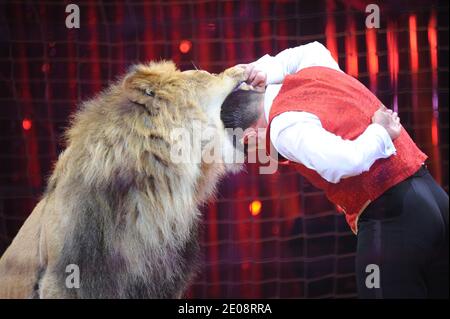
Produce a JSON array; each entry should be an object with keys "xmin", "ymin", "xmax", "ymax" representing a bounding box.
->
[
  {"xmin": 270, "ymin": 112, "xmax": 397, "ymax": 184},
  {"xmin": 254, "ymin": 42, "xmax": 396, "ymax": 182},
  {"xmin": 253, "ymin": 41, "xmax": 341, "ymax": 85}
]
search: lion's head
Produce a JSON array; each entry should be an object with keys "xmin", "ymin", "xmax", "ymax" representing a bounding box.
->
[{"xmin": 116, "ymin": 61, "xmax": 260, "ymax": 173}]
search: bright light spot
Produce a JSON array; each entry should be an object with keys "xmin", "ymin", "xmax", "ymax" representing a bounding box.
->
[
  {"xmin": 22, "ymin": 118, "xmax": 32, "ymax": 131},
  {"xmin": 41, "ymin": 63, "xmax": 50, "ymax": 73},
  {"xmin": 179, "ymin": 40, "xmax": 192, "ymax": 54},
  {"xmin": 249, "ymin": 200, "xmax": 262, "ymax": 216}
]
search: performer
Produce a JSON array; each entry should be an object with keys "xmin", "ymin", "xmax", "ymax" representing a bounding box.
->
[{"xmin": 235, "ymin": 41, "xmax": 449, "ymax": 298}]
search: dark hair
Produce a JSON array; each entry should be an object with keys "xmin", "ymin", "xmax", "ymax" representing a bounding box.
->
[{"xmin": 220, "ymin": 89, "xmax": 264, "ymax": 130}]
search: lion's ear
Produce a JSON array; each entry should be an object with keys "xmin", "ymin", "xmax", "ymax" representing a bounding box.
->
[
  {"xmin": 123, "ymin": 73, "xmax": 151, "ymax": 93},
  {"xmin": 125, "ymin": 61, "xmax": 177, "ymax": 83},
  {"xmin": 123, "ymin": 60, "xmax": 177, "ymax": 93},
  {"xmin": 144, "ymin": 60, "xmax": 177, "ymax": 74}
]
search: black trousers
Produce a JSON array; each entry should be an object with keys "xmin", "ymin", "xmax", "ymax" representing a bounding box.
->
[{"xmin": 356, "ymin": 166, "xmax": 449, "ymax": 299}]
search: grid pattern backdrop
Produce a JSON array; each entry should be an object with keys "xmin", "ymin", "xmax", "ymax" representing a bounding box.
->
[{"xmin": 0, "ymin": 0, "xmax": 448, "ymax": 298}]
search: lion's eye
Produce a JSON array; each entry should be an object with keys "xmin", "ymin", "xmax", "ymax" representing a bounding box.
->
[{"xmin": 144, "ymin": 88, "xmax": 155, "ymax": 97}]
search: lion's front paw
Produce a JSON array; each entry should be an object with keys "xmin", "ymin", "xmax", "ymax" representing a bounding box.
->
[{"xmin": 223, "ymin": 66, "xmax": 247, "ymax": 83}]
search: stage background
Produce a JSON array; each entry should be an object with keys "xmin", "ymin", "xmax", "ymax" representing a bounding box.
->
[{"xmin": 0, "ymin": 0, "xmax": 448, "ymax": 298}]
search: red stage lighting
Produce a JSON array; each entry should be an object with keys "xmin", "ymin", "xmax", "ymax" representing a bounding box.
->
[
  {"xmin": 179, "ymin": 40, "xmax": 192, "ymax": 54},
  {"xmin": 249, "ymin": 200, "xmax": 262, "ymax": 216},
  {"xmin": 241, "ymin": 262, "xmax": 250, "ymax": 270},
  {"xmin": 41, "ymin": 63, "xmax": 50, "ymax": 73},
  {"xmin": 22, "ymin": 118, "xmax": 32, "ymax": 131}
]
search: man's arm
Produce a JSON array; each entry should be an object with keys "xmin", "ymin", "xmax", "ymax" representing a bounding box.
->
[
  {"xmin": 271, "ymin": 107, "xmax": 401, "ymax": 184},
  {"xmin": 248, "ymin": 41, "xmax": 340, "ymax": 86}
]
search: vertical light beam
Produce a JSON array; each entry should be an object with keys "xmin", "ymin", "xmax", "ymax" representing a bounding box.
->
[
  {"xmin": 386, "ymin": 21, "xmax": 399, "ymax": 112},
  {"xmin": 366, "ymin": 28, "xmax": 378, "ymax": 92},
  {"xmin": 428, "ymin": 10, "xmax": 442, "ymax": 184},
  {"xmin": 325, "ymin": 0, "xmax": 338, "ymax": 62},
  {"xmin": 345, "ymin": 11, "xmax": 358, "ymax": 77}
]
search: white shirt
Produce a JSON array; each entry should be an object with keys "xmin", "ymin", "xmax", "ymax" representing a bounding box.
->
[{"xmin": 252, "ymin": 41, "xmax": 396, "ymax": 184}]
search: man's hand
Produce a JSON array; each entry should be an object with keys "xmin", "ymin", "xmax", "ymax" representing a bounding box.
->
[
  {"xmin": 371, "ymin": 105, "xmax": 401, "ymax": 140},
  {"xmin": 234, "ymin": 64, "xmax": 267, "ymax": 92},
  {"xmin": 223, "ymin": 65, "xmax": 247, "ymax": 83}
]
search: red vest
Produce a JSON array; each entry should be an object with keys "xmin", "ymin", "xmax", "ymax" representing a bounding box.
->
[{"xmin": 267, "ymin": 66, "xmax": 427, "ymax": 234}]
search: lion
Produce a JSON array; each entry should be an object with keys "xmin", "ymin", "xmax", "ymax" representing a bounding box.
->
[{"xmin": 0, "ymin": 61, "xmax": 263, "ymax": 298}]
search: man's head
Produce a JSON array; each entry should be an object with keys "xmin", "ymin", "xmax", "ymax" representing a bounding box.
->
[
  {"xmin": 220, "ymin": 86, "xmax": 264, "ymax": 130},
  {"xmin": 220, "ymin": 84, "xmax": 267, "ymax": 153}
]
